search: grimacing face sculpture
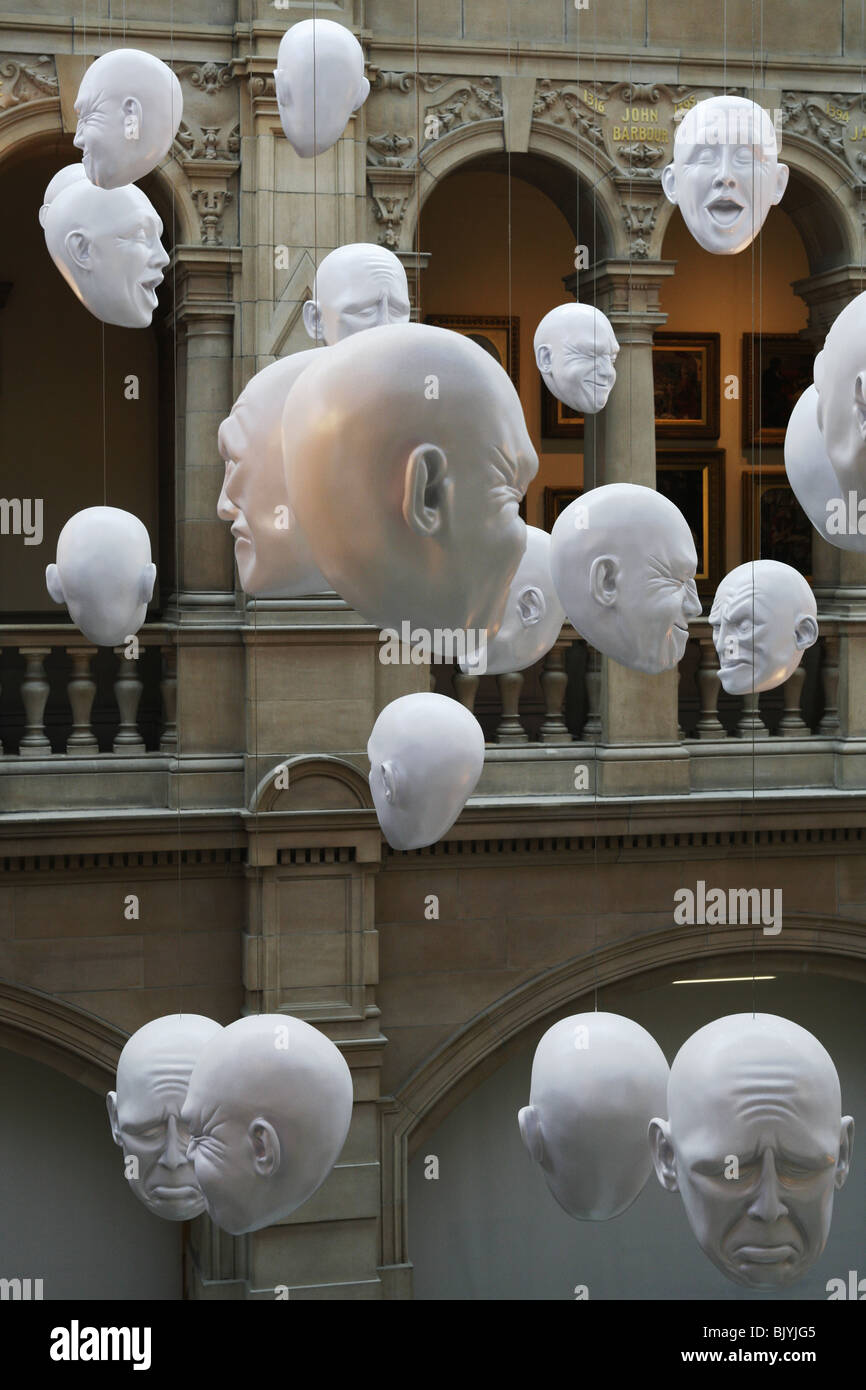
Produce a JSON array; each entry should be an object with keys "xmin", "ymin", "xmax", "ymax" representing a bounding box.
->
[
  {"xmin": 534, "ymin": 303, "xmax": 619, "ymax": 416},
  {"xmin": 181, "ymin": 1014, "xmax": 354, "ymax": 1235},
  {"xmin": 73, "ymin": 48, "xmax": 183, "ymax": 189},
  {"xmin": 302, "ymin": 243, "xmax": 411, "ymax": 345},
  {"xmin": 785, "ymin": 383, "xmax": 866, "ymax": 552},
  {"xmin": 41, "ymin": 166, "xmax": 169, "ymax": 329},
  {"xmin": 710, "ymin": 560, "xmax": 818, "ymax": 696},
  {"xmin": 813, "ymin": 291, "xmax": 866, "ymax": 493},
  {"xmin": 518, "ymin": 1013, "xmax": 669, "ymax": 1222},
  {"xmin": 283, "ymin": 322, "xmax": 538, "ymax": 635},
  {"xmin": 367, "ymin": 693, "xmax": 485, "ymax": 851},
  {"xmin": 459, "ymin": 525, "xmax": 566, "ymax": 677},
  {"xmin": 662, "ymin": 96, "xmax": 789, "ymax": 256},
  {"xmin": 46, "ymin": 507, "xmax": 156, "ymax": 647},
  {"xmin": 217, "ymin": 351, "xmax": 327, "ymax": 597},
  {"xmin": 549, "ymin": 484, "xmax": 702, "ymax": 674},
  {"xmin": 649, "ymin": 1014, "xmax": 854, "ymax": 1290},
  {"xmin": 274, "ymin": 18, "xmax": 370, "ymax": 159},
  {"xmin": 107, "ymin": 1014, "xmax": 223, "ymax": 1221}
]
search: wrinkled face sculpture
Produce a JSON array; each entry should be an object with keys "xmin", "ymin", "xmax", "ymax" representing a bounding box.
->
[
  {"xmin": 662, "ymin": 96, "xmax": 789, "ymax": 255},
  {"xmin": 813, "ymin": 291, "xmax": 866, "ymax": 492},
  {"xmin": 217, "ymin": 351, "xmax": 327, "ymax": 597},
  {"xmin": 460, "ymin": 526, "xmax": 566, "ymax": 677},
  {"xmin": 274, "ymin": 19, "xmax": 370, "ymax": 158},
  {"xmin": 41, "ymin": 168, "xmax": 168, "ymax": 329},
  {"xmin": 710, "ymin": 560, "xmax": 818, "ymax": 696},
  {"xmin": 367, "ymin": 693, "xmax": 485, "ymax": 851},
  {"xmin": 518, "ymin": 1013, "xmax": 670, "ymax": 1222},
  {"xmin": 46, "ymin": 506, "xmax": 156, "ymax": 647},
  {"xmin": 283, "ymin": 322, "xmax": 538, "ymax": 635},
  {"xmin": 550, "ymin": 484, "xmax": 702, "ymax": 674},
  {"xmin": 181, "ymin": 1014, "xmax": 354, "ymax": 1235},
  {"xmin": 302, "ymin": 243, "xmax": 411, "ymax": 345},
  {"xmin": 534, "ymin": 303, "xmax": 619, "ymax": 416},
  {"xmin": 785, "ymin": 383, "xmax": 866, "ymax": 553},
  {"xmin": 649, "ymin": 1014, "xmax": 854, "ymax": 1289},
  {"xmin": 107, "ymin": 1014, "xmax": 223, "ymax": 1222},
  {"xmin": 73, "ymin": 48, "xmax": 183, "ymax": 190}
]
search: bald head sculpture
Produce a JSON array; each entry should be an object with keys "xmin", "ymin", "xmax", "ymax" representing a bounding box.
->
[
  {"xmin": 550, "ymin": 483, "xmax": 702, "ymax": 674},
  {"xmin": 303, "ymin": 243, "xmax": 411, "ymax": 345},
  {"xmin": 73, "ymin": 48, "xmax": 183, "ymax": 189},
  {"xmin": 46, "ymin": 506, "xmax": 156, "ymax": 646},
  {"xmin": 283, "ymin": 322, "xmax": 538, "ymax": 634},
  {"xmin": 649, "ymin": 1014, "xmax": 854, "ymax": 1288},
  {"xmin": 710, "ymin": 560, "xmax": 818, "ymax": 696},
  {"xmin": 460, "ymin": 525, "xmax": 566, "ymax": 677},
  {"xmin": 107, "ymin": 1014, "xmax": 223, "ymax": 1221},
  {"xmin": 274, "ymin": 19, "xmax": 370, "ymax": 158},
  {"xmin": 813, "ymin": 291, "xmax": 866, "ymax": 491},
  {"xmin": 181, "ymin": 1014, "xmax": 354, "ymax": 1235},
  {"xmin": 534, "ymin": 303, "xmax": 619, "ymax": 416}
]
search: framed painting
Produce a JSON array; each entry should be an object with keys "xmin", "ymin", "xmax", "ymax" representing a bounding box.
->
[
  {"xmin": 541, "ymin": 382, "xmax": 584, "ymax": 439},
  {"xmin": 424, "ymin": 314, "xmax": 520, "ymax": 389},
  {"xmin": 653, "ymin": 332, "xmax": 720, "ymax": 439},
  {"xmin": 543, "ymin": 486, "xmax": 582, "ymax": 532},
  {"xmin": 742, "ymin": 334, "xmax": 814, "ymax": 447},
  {"xmin": 742, "ymin": 468, "xmax": 813, "ymax": 580},
  {"xmin": 655, "ymin": 450, "xmax": 725, "ymax": 596}
]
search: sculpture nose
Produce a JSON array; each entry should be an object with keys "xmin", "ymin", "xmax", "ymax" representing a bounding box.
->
[
  {"xmin": 73, "ymin": 126, "xmax": 84, "ymax": 150},
  {"xmin": 683, "ymin": 581, "xmax": 702, "ymax": 619},
  {"xmin": 747, "ymin": 1151, "xmax": 788, "ymax": 1223},
  {"xmin": 217, "ymin": 477, "xmax": 239, "ymax": 522},
  {"xmin": 160, "ymin": 1115, "xmax": 186, "ymax": 1171}
]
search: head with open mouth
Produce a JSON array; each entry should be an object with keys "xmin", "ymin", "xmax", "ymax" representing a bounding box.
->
[{"xmin": 662, "ymin": 96, "xmax": 788, "ymax": 256}]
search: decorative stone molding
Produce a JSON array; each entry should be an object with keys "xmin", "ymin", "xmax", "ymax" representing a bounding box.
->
[
  {"xmin": 176, "ymin": 118, "xmax": 240, "ymax": 164},
  {"xmin": 367, "ymin": 166, "xmax": 415, "ymax": 248},
  {"xmin": 190, "ymin": 186, "xmax": 234, "ymax": 246},
  {"xmin": 532, "ymin": 79, "xmax": 605, "ymax": 145},
  {"xmin": 0, "ymin": 55, "xmax": 57, "ymax": 110},
  {"xmin": 780, "ymin": 91, "xmax": 862, "ymax": 175},
  {"xmin": 367, "ymin": 131, "xmax": 414, "ymax": 167},
  {"xmin": 422, "ymin": 77, "xmax": 503, "ymax": 142},
  {"xmin": 621, "ymin": 200, "xmax": 658, "ymax": 258},
  {"xmin": 368, "ymin": 69, "xmax": 446, "ymax": 94},
  {"xmin": 175, "ymin": 61, "xmax": 233, "ymax": 98}
]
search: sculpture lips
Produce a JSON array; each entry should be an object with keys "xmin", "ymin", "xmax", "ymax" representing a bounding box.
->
[
  {"xmin": 735, "ymin": 1244, "xmax": 798, "ymax": 1263},
  {"xmin": 706, "ymin": 197, "xmax": 745, "ymax": 227}
]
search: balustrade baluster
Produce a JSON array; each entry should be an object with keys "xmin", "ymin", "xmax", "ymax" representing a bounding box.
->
[
  {"xmin": 19, "ymin": 647, "xmax": 51, "ymax": 757},
  {"xmin": 495, "ymin": 671, "xmax": 528, "ymax": 743},
  {"xmin": 736, "ymin": 689, "xmax": 770, "ymax": 739},
  {"xmin": 695, "ymin": 636, "xmax": 725, "ymax": 738},
  {"xmin": 65, "ymin": 647, "xmax": 98, "ymax": 755},
  {"xmin": 539, "ymin": 641, "xmax": 573, "ymax": 743},
  {"xmin": 159, "ymin": 643, "xmax": 178, "ymax": 753},
  {"xmin": 113, "ymin": 649, "xmax": 145, "ymax": 753},
  {"xmin": 817, "ymin": 634, "xmax": 841, "ymax": 736},
  {"xmin": 778, "ymin": 665, "xmax": 808, "ymax": 736}
]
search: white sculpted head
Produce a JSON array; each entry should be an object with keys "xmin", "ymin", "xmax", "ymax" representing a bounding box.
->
[
  {"xmin": 302, "ymin": 243, "xmax": 411, "ymax": 345},
  {"xmin": 40, "ymin": 168, "xmax": 168, "ymax": 328},
  {"xmin": 217, "ymin": 351, "xmax": 327, "ymax": 596},
  {"xmin": 107, "ymin": 1014, "xmax": 223, "ymax": 1221},
  {"xmin": 813, "ymin": 292, "xmax": 866, "ymax": 492},
  {"xmin": 274, "ymin": 19, "xmax": 370, "ymax": 158},
  {"xmin": 662, "ymin": 96, "xmax": 788, "ymax": 255},
  {"xmin": 459, "ymin": 526, "xmax": 566, "ymax": 676},
  {"xmin": 649, "ymin": 1013, "xmax": 854, "ymax": 1289},
  {"xmin": 367, "ymin": 693, "xmax": 485, "ymax": 851},
  {"xmin": 181, "ymin": 1014, "xmax": 354, "ymax": 1235},
  {"xmin": 549, "ymin": 484, "xmax": 702, "ymax": 674},
  {"xmin": 284, "ymin": 322, "xmax": 538, "ymax": 634},
  {"xmin": 534, "ymin": 303, "xmax": 619, "ymax": 415},
  {"xmin": 73, "ymin": 48, "xmax": 183, "ymax": 189},
  {"xmin": 710, "ymin": 560, "xmax": 818, "ymax": 696},
  {"xmin": 785, "ymin": 383, "xmax": 866, "ymax": 552},
  {"xmin": 46, "ymin": 506, "xmax": 156, "ymax": 646},
  {"xmin": 518, "ymin": 1013, "xmax": 669, "ymax": 1222}
]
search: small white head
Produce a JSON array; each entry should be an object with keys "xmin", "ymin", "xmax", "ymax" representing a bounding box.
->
[
  {"xmin": 46, "ymin": 506, "xmax": 156, "ymax": 646},
  {"xmin": 274, "ymin": 19, "xmax": 370, "ymax": 158}
]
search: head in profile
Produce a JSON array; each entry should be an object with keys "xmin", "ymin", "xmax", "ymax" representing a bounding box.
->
[
  {"xmin": 303, "ymin": 243, "xmax": 411, "ymax": 345},
  {"xmin": 649, "ymin": 1013, "xmax": 854, "ymax": 1289},
  {"xmin": 217, "ymin": 351, "xmax": 327, "ymax": 597},
  {"xmin": 662, "ymin": 96, "xmax": 788, "ymax": 256},
  {"xmin": 73, "ymin": 48, "xmax": 183, "ymax": 189},
  {"xmin": 367, "ymin": 693, "xmax": 484, "ymax": 851},
  {"xmin": 46, "ymin": 506, "xmax": 156, "ymax": 647},
  {"xmin": 534, "ymin": 303, "xmax": 619, "ymax": 415},
  {"xmin": 181, "ymin": 1014, "xmax": 354, "ymax": 1235},
  {"xmin": 40, "ymin": 166, "xmax": 168, "ymax": 328},
  {"xmin": 813, "ymin": 291, "xmax": 866, "ymax": 492},
  {"xmin": 274, "ymin": 19, "xmax": 370, "ymax": 158},
  {"xmin": 710, "ymin": 560, "xmax": 818, "ymax": 696},
  {"xmin": 550, "ymin": 483, "xmax": 702, "ymax": 674},
  {"xmin": 519, "ymin": 1013, "xmax": 669, "ymax": 1221},
  {"xmin": 283, "ymin": 322, "xmax": 538, "ymax": 635},
  {"xmin": 460, "ymin": 526, "xmax": 566, "ymax": 677},
  {"xmin": 107, "ymin": 1014, "xmax": 223, "ymax": 1221}
]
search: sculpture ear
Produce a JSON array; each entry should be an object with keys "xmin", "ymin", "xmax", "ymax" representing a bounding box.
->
[
  {"xmin": 773, "ymin": 162, "xmax": 790, "ymax": 204},
  {"xmin": 648, "ymin": 1117, "xmax": 678, "ymax": 1192},
  {"xmin": 402, "ymin": 443, "xmax": 450, "ymax": 538},
  {"xmin": 38, "ymin": 203, "xmax": 51, "ymax": 229},
  {"xmin": 273, "ymin": 68, "xmax": 291, "ymax": 107},
  {"xmin": 302, "ymin": 298, "xmax": 323, "ymax": 342},
  {"xmin": 660, "ymin": 162, "xmax": 678, "ymax": 204},
  {"xmin": 64, "ymin": 228, "xmax": 91, "ymax": 270},
  {"xmin": 45, "ymin": 562, "xmax": 65, "ymax": 605},
  {"xmin": 106, "ymin": 1091, "xmax": 123, "ymax": 1148},
  {"xmin": 518, "ymin": 1105, "xmax": 545, "ymax": 1164},
  {"xmin": 794, "ymin": 613, "xmax": 819, "ymax": 651},
  {"xmin": 535, "ymin": 343, "xmax": 553, "ymax": 375},
  {"xmin": 355, "ymin": 75, "xmax": 371, "ymax": 110},
  {"xmin": 517, "ymin": 585, "xmax": 545, "ymax": 627},
  {"xmin": 249, "ymin": 1118, "xmax": 281, "ymax": 1177},
  {"xmin": 122, "ymin": 95, "xmax": 142, "ymax": 139},
  {"xmin": 381, "ymin": 759, "xmax": 397, "ymax": 805},
  {"xmin": 813, "ymin": 348, "xmax": 825, "ymax": 389},
  {"xmin": 139, "ymin": 563, "xmax": 157, "ymax": 606},
  {"xmin": 835, "ymin": 1117, "xmax": 854, "ymax": 1189},
  {"xmin": 589, "ymin": 554, "xmax": 619, "ymax": 608}
]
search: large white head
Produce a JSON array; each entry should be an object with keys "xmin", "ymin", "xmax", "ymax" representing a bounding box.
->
[
  {"xmin": 181, "ymin": 1014, "xmax": 354, "ymax": 1235},
  {"xmin": 274, "ymin": 19, "xmax": 370, "ymax": 158},
  {"xmin": 367, "ymin": 693, "xmax": 485, "ymax": 851},
  {"xmin": 710, "ymin": 560, "xmax": 818, "ymax": 696},
  {"xmin": 41, "ymin": 167, "xmax": 168, "ymax": 328},
  {"xmin": 649, "ymin": 1014, "xmax": 854, "ymax": 1289},
  {"xmin": 662, "ymin": 96, "xmax": 788, "ymax": 256},
  {"xmin": 107, "ymin": 1014, "xmax": 223, "ymax": 1222},
  {"xmin": 518, "ymin": 1012, "xmax": 669, "ymax": 1222},
  {"xmin": 73, "ymin": 48, "xmax": 183, "ymax": 189},
  {"xmin": 785, "ymin": 383, "xmax": 866, "ymax": 552},
  {"xmin": 534, "ymin": 303, "xmax": 619, "ymax": 415},
  {"xmin": 46, "ymin": 506, "xmax": 156, "ymax": 647},
  {"xmin": 813, "ymin": 291, "xmax": 866, "ymax": 492},
  {"xmin": 303, "ymin": 243, "xmax": 411, "ymax": 345},
  {"xmin": 550, "ymin": 484, "xmax": 702, "ymax": 674},
  {"xmin": 217, "ymin": 351, "xmax": 327, "ymax": 597},
  {"xmin": 283, "ymin": 322, "xmax": 538, "ymax": 635},
  {"xmin": 460, "ymin": 526, "xmax": 566, "ymax": 677}
]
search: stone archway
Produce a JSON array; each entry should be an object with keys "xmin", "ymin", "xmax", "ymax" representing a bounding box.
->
[{"xmin": 0, "ymin": 979, "xmax": 125, "ymax": 1096}]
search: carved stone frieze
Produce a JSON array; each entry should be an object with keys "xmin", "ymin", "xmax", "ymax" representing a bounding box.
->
[
  {"xmin": 0, "ymin": 55, "xmax": 58, "ymax": 111},
  {"xmin": 367, "ymin": 131, "xmax": 414, "ymax": 167},
  {"xmin": 176, "ymin": 61, "xmax": 233, "ymax": 97},
  {"xmin": 190, "ymin": 186, "xmax": 234, "ymax": 246},
  {"xmin": 368, "ymin": 69, "xmax": 446, "ymax": 94},
  {"xmin": 621, "ymin": 202, "xmax": 659, "ymax": 259}
]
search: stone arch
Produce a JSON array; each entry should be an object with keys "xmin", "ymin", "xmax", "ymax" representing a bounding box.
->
[
  {"xmin": 250, "ymin": 753, "xmax": 374, "ymax": 813},
  {"xmin": 0, "ymin": 979, "xmax": 125, "ymax": 1097}
]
